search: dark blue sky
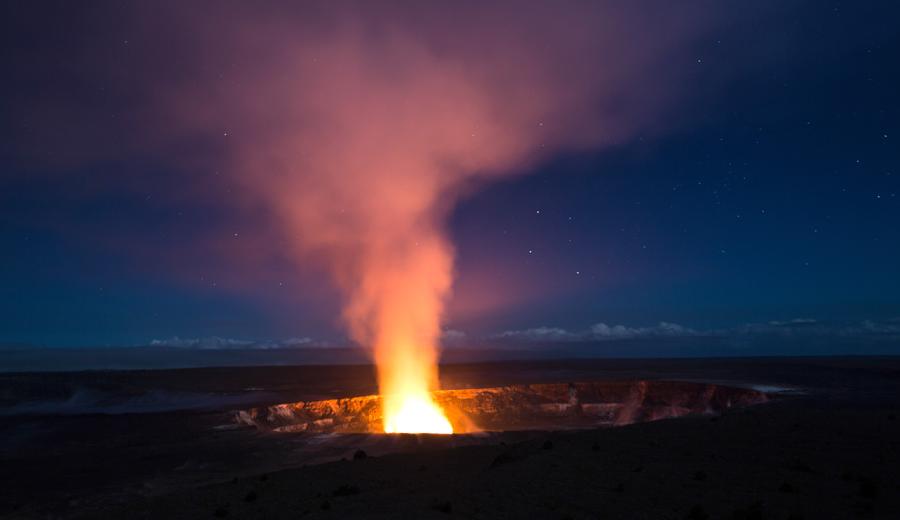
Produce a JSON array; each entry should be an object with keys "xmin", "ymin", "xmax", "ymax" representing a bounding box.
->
[{"xmin": 1, "ymin": 1, "xmax": 898, "ymax": 351}]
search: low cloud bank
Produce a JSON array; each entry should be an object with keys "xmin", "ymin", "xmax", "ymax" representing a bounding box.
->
[
  {"xmin": 148, "ymin": 336, "xmax": 318, "ymax": 350},
  {"xmin": 141, "ymin": 317, "xmax": 900, "ymax": 351},
  {"xmin": 496, "ymin": 322, "xmax": 700, "ymax": 343},
  {"xmin": 495, "ymin": 318, "xmax": 900, "ymax": 343},
  {"xmin": 732, "ymin": 318, "xmax": 900, "ymax": 338}
]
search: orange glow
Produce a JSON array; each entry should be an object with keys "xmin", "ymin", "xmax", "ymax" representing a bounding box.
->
[
  {"xmin": 152, "ymin": 3, "xmax": 699, "ymax": 435},
  {"xmin": 352, "ymin": 234, "xmax": 455, "ymax": 434},
  {"xmin": 383, "ymin": 393, "xmax": 452, "ymax": 434}
]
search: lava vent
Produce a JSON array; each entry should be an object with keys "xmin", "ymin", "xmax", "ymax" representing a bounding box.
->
[{"xmin": 235, "ymin": 380, "xmax": 770, "ymax": 434}]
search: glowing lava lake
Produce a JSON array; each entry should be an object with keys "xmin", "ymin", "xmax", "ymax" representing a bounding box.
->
[{"xmin": 235, "ymin": 380, "xmax": 770, "ymax": 435}]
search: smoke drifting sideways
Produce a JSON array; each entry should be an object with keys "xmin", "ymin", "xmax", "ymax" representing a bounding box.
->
[
  {"xmin": 9, "ymin": 1, "xmax": 731, "ymax": 429},
  {"xmin": 139, "ymin": 1, "xmax": 725, "ymax": 430}
]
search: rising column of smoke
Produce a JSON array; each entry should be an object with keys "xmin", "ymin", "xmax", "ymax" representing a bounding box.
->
[
  {"xmin": 148, "ymin": 2, "xmax": 719, "ymax": 421},
  {"xmin": 248, "ymin": 32, "xmax": 562, "ymax": 423}
]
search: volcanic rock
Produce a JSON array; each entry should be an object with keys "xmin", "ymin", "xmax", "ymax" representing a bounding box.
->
[{"xmin": 234, "ymin": 380, "xmax": 769, "ymax": 434}]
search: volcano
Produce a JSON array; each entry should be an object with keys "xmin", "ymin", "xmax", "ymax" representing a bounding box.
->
[{"xmin": 235, "ymin": 380, "xmax": 769, "ymax": 434}]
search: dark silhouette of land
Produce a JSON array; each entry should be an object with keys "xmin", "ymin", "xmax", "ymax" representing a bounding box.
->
[{"xmin": 2, "ymin": 357, "xmax": 899, "ymax": 519}]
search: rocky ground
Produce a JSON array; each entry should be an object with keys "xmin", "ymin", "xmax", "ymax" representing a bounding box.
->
[
  {"xmin": 236, "ymin": 380, "xmax": 769, "ymax": 434},
  {"xmin": 3, "ymin": 357, "xmax": 900, "ymax": 519},
  {"xmin": 94, "ymin": 396, "xmax": 900, "ymax": 520}
]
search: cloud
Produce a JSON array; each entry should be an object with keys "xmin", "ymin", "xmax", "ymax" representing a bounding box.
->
[
  {"xmin": 496, "ymin": 326, "xmax": 580, "ymax": 342},
  {"xmin": 149, "ymin": 317, "xmax": 900, "ymax": 349},
  {"xmin": 706, "ymin": 317, "xmax": 900, "ymax": 340},
  {"xmin": 280, "ymin": 337, "xmax": 316, "ymax": 347},
  {"xmin": 732, "ymin": 319, "xmax": 825, "ymax": 336},
  {"xmin": 493, "ymin": 317, "xmax": 900, "ymax": 344},
  {"xmin": 494, "ymin": 322, "xmax": 697, "ymax": 342},
  {"xmin": 590, "ymin": 321, "xmax": 698, "ymax": 339},
  {"xmin": 148, "ymin": 336, "xmax": 319, "ymax": 349},
  {"xmin": 766, "ymin": 318, "xmax": 818, "ymax": 326},
  {"xmin": 440, "ymin": 329, "xmax": 468, "ymax": 347},
  {"xmin": 857, "ymin": 319, "xmax": 900, "ymax": 337}
]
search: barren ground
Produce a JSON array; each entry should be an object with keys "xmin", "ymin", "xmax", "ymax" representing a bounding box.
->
[{"xmin": 2, "ymin": 357, "xmax": 899, "ymax": 519}]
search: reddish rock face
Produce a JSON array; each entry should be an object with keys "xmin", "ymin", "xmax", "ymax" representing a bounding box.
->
[{"xmin": 235, "ymin": 380, "xmax": 769, "ymax": 434}]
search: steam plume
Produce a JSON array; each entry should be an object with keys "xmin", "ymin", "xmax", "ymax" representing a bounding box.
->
[{"xmin": 137, "ymin": 1, "xmax": 721, "ymax": 430}]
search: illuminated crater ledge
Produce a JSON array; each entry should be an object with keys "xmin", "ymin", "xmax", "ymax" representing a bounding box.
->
[{"xmin": 234, "ymin": 380, "xmax": 770, "ymax": 434}]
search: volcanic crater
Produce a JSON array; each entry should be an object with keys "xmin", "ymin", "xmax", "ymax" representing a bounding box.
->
[{"xmin": 235, "ymin": 380, "xmax": 770, "ymax": 434}]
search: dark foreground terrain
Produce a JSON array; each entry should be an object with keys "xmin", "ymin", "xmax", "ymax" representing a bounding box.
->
[{"xmin": 2, "ymin": 357, "xmax": 900, "ymax": 519}]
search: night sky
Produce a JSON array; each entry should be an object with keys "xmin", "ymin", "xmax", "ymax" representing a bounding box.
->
[{"xmin": 1, "ymin": 1, "xmax": 899, "ymax": 354}]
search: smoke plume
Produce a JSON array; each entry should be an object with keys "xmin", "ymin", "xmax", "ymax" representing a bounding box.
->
[
  {"xmin": 2, "ymin": 1, "xmax": 731, "ymax": 427},
  {"xmin": 134, "ymin": 1, "xmax": 722, "ymax": 427}
]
